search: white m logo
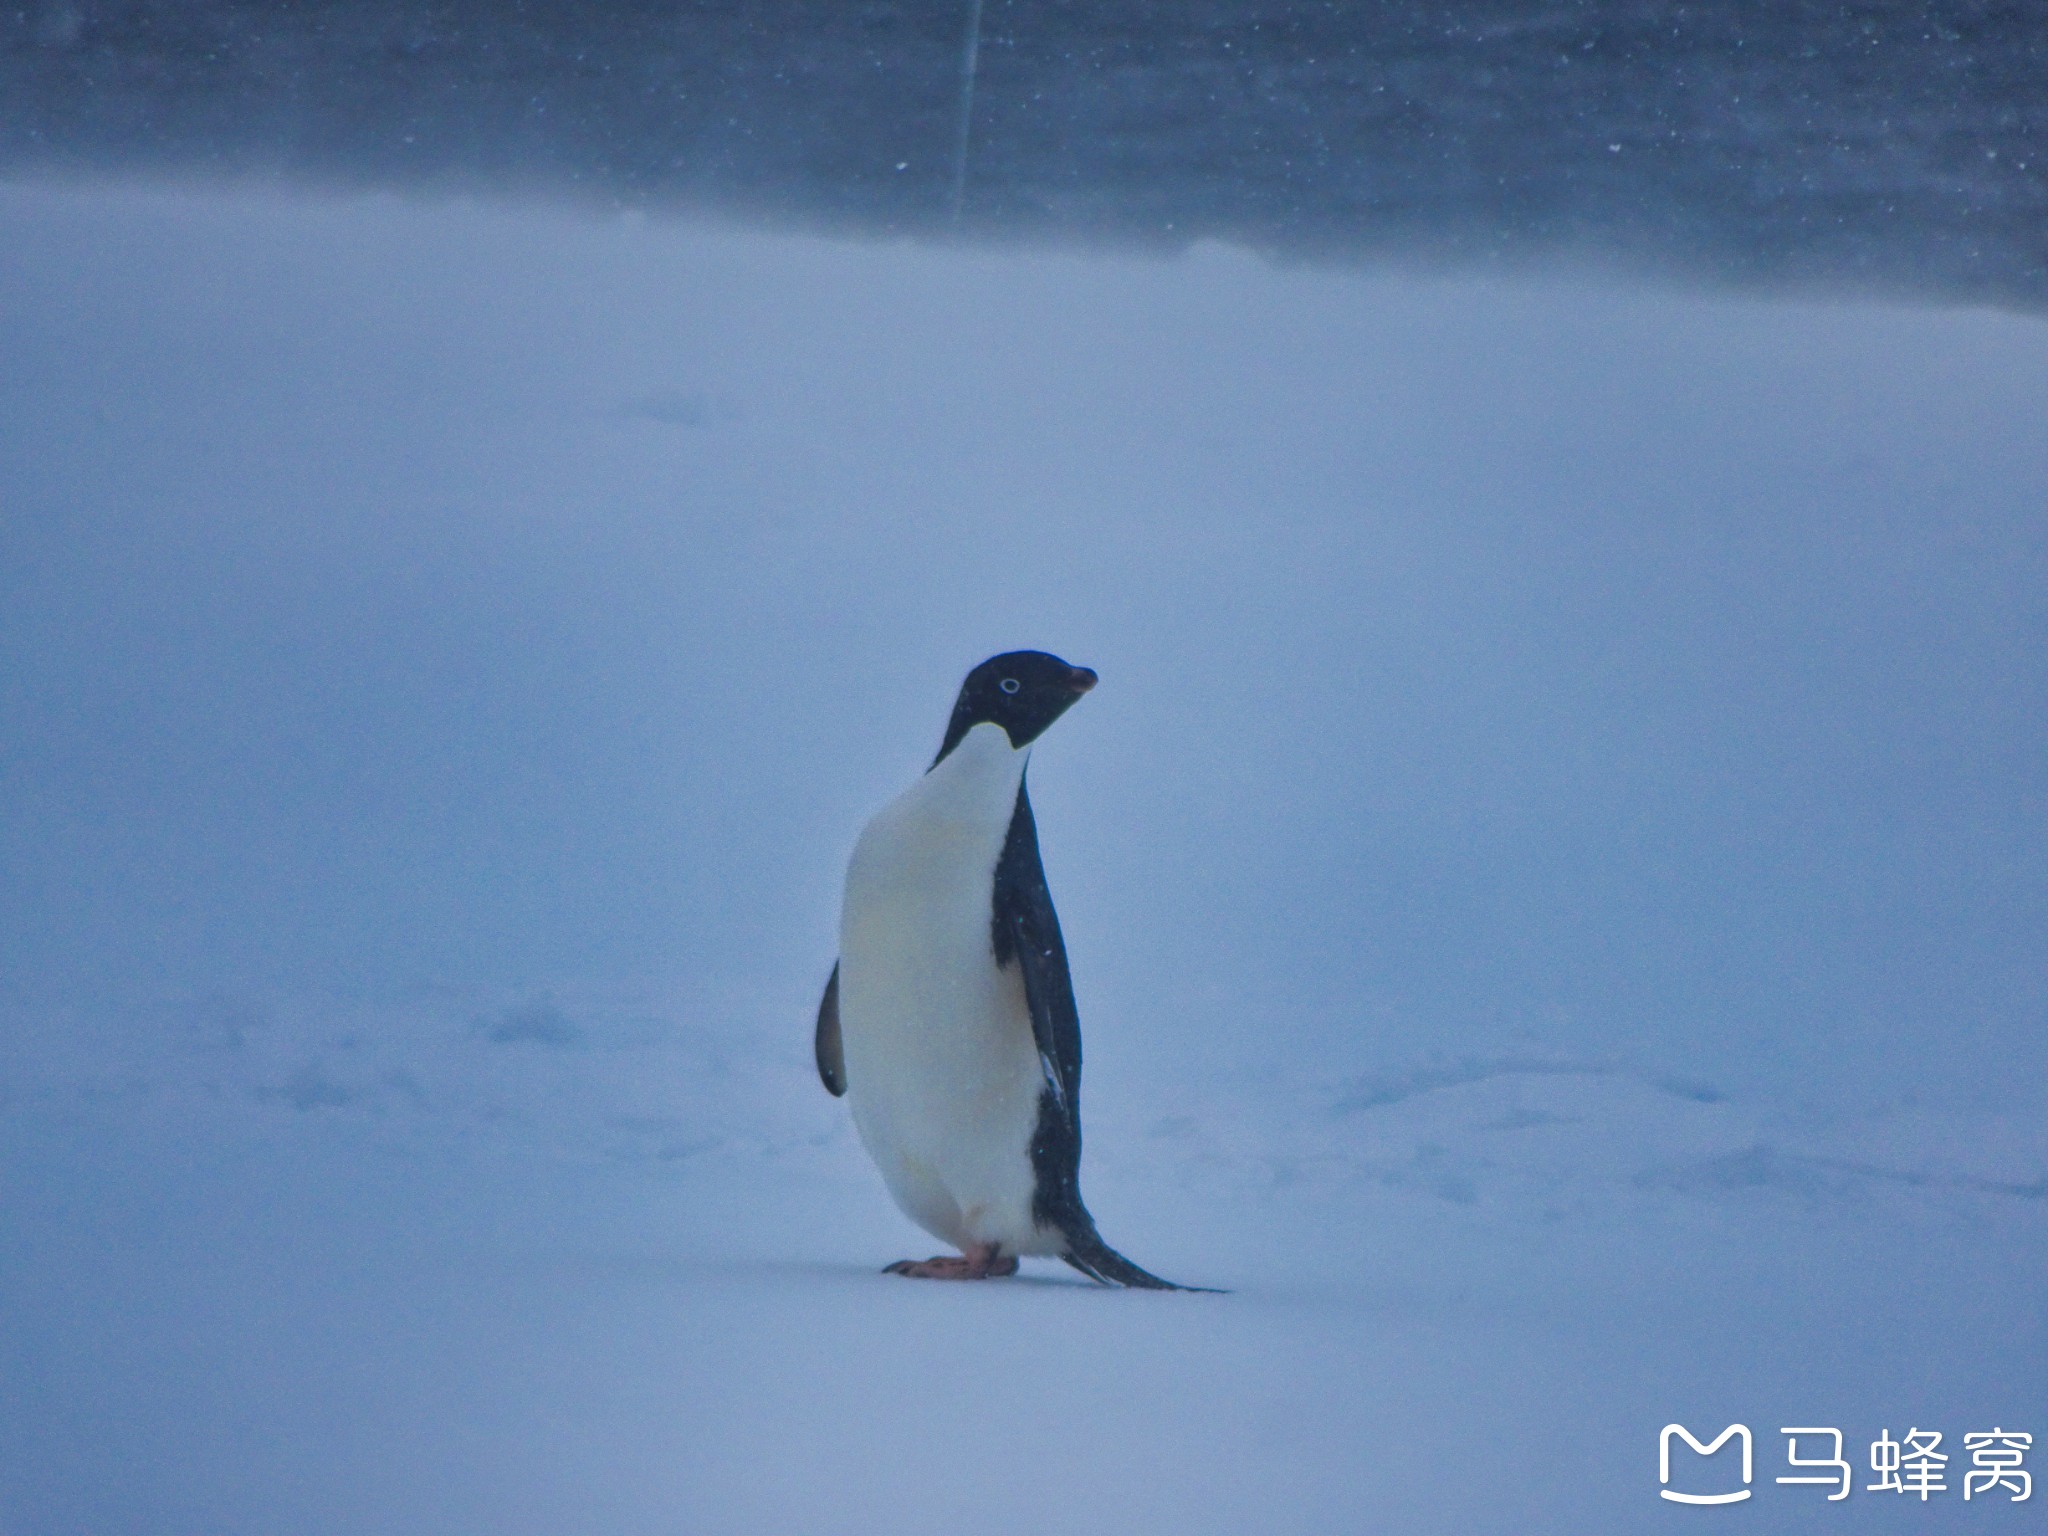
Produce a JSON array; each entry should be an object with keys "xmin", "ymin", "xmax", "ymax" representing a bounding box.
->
[{"xmin": 1660, "ymin": 1423, "xmax": 1753, "ymax": 1504}]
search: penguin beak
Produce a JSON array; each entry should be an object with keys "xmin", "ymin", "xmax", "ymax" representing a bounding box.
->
[{"xmin": 1068, "ymin": 667, "xmax": 1098, "ymax": 694}]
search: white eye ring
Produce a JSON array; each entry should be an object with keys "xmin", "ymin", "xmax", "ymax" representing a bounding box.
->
[{"xmin": 999, "ymin": 677, "xmax": 1020, "ymax": 694}]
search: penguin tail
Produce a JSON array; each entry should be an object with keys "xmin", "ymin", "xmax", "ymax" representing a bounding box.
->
[{"xmin": 1059, "ymin": 1222, "xmax": 1225, "ymax": 1293}]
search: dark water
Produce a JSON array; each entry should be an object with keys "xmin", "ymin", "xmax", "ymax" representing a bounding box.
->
[{"xmin": 3, "ymin": 3, "xmax": 2045, "ymax": 300}]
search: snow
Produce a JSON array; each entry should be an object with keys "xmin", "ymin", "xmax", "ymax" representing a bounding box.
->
[{"xmin": 1, "ymin": 179, "xmax": 2044, "ymax": 1533}]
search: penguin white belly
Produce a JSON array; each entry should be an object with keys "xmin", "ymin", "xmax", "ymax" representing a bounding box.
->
[{"xmin": 837, "ymin": 724, "xmax": 1059, "ymax": 1257}]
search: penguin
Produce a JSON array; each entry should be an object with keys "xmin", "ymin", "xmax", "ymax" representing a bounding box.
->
[{"xmin": 815, "ymin": 651, "xmax": 1199, "ymax": 1289}]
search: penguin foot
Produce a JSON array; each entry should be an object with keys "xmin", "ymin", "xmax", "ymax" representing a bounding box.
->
[{"xmin": 883, "ymin": 1244, "xmax": 1018, "ymax": 1280}]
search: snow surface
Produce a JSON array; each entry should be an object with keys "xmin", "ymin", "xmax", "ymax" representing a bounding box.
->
[{"xmin": 1, "ymin": 180, "xmax": 2045, "ymax": 1533}]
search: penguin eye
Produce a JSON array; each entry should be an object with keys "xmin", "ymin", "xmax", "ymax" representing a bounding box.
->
[{"xmin": 999, "ymin": 678, "xmax": 1021, "ymax": 695}]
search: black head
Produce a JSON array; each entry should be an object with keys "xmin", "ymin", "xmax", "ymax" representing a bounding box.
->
[{"xmin": 932, "ymin": 651, "xmax": 1098, "ymax": 765}]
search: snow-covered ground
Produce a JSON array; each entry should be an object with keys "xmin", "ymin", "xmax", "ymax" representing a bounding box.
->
[{"xmin": 2, "ymin": 180, "xmax": 2044, "ymax": 1533}]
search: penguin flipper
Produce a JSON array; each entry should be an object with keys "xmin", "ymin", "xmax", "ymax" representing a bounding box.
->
[
  {"xmin": 992, "ymin": 784, "xmax": 1081, "ymax": 1124},
  {"xmin": 814, "ymin": 962, "xmax": 846, "ymax": 1097}
]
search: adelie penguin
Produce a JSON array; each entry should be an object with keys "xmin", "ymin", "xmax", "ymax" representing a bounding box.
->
[{"xmin": 815, "ymin": 651, "xmax": 1206, "ymax": 1289}]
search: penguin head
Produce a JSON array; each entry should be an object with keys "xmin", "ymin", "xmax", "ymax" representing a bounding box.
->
[{"xmin": 933, "ymin": 650, "xmax": 1097, "ymax": 764}]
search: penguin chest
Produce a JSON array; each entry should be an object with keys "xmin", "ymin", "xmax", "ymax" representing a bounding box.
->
[{"xmin": 836, "ymin": 729, "xmax": 1048, "ymax": 1249}]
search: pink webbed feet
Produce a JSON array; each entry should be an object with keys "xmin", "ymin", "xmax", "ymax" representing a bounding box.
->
[{"xmin": 883, "ymin": 1243, "xmax": 1018, "ymax": 1280}]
